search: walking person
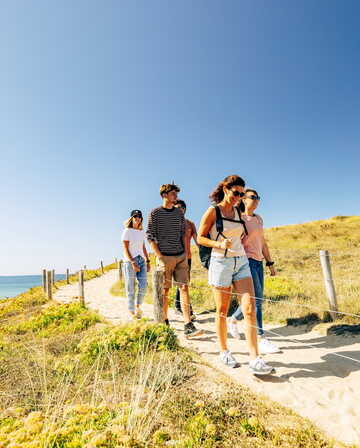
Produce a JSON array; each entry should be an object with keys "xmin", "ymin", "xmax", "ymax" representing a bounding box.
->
[
  {"xmin": 197, "ymin": 175, "xmax": 274, "ymax": 374},
  {"xmin": 121, "ymin": 210, "xmax": 150, "ymax": 320},
  {"xmin": 174, "ymin": 199, "xmax": 198, "ymax": 320},
  {"xmin": 146, "ymin": 183, "xmax": 203, "ymax": 338},
  {"xmin": 228, "ymin": 189, "xmax": 280, "ymax": 354}
]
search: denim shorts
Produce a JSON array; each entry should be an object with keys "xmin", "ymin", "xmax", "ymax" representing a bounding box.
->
[{"xmin": 209, "ymin": 255, "xmax": 251, "ymax": 287}]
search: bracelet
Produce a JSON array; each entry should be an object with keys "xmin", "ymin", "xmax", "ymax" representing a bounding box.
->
[{"xmin": 266, "ymin": 261, "xmax": 274, "ymax": 267}]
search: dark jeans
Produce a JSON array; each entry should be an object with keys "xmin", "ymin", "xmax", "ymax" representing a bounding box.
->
[
  {"xmin": 231, "ymin": 258, "xmax": 264, "ymax": 336},
  {"xmin": 175, "ymin": 259, "xmax": 193, "ymax": 314}
]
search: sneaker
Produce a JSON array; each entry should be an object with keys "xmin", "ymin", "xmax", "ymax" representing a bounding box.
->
[
  {"xmin": 219, "ymin": 350, "xmax": 240, "ymax": 368},
  {"xmin": 164, "ymin": 319, "xmax": 170, "ymax": 327},
  {"xmin": 184, "ymin": 322, "xmax": 203, "ymax": 338},
  {"xmin": 249, "ymin": 357, "xmax": 275, "ymax": 375},
  {"xmin": 190, "ymin": 313, "xmax": 197, "ymax": 322},
  {"xmin": 259, "ymin": 338, "xmax": 281, "ymax": 354},
  {"xmin": 227, "ymin": 318, "xmax": 241, "ymax": 339},
  {"xmin": 135, "ymin": 309, "xmax": 143, "ymax": 319}
]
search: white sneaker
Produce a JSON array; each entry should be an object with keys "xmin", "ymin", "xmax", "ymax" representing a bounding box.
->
[
  {"xmin": 249, "ymin": 357, "xmax": 275, "ymax": 375},
  {"xmin": 259, "ymin": 338, "xmax": 281, "ymax": 354},
  {"xmin": 219, "ymin": 350, "xmax": 240, "ymax": 368},
  {"xmin": 227, "ymin": 318, "xmax": 241, "ymax": 339}
]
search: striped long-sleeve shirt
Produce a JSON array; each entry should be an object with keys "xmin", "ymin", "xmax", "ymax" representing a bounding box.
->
[{"xmin": 146, "ymin": 207, "xmax": 185, "ymax": 256}]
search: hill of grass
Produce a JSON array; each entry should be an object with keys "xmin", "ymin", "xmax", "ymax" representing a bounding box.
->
[{"xmin": 0, "ymin": 281, "xmax": 342, "ymax": 447}]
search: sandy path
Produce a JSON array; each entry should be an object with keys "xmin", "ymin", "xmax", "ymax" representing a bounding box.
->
[{"xmin": 54, "ymin": 270, "xmax": 360, "ymax": 446}]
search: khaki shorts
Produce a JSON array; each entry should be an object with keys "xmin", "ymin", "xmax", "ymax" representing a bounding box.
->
[{"xmin": 156, "ymin": 254, "xmax": 189, "ymax": 289}]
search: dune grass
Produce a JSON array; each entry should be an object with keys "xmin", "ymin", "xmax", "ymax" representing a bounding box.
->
[{"xmin": 0, "ymin": 286, "xmax": 344, "ymax": 448}]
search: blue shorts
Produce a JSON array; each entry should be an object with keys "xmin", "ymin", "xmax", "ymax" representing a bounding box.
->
[{"xmin": 209, "ymin": 255, "xmax": 251, "ymax": 287}]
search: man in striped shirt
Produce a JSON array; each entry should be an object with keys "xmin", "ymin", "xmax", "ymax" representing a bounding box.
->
[{"xmin": 146, "ymin": 183, "xmax": 202, "ymax": 338}]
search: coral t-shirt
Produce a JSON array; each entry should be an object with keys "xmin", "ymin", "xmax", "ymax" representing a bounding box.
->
[{"xmin": 241, "ymin": 214, "xmax": 264, "ymax": 261}]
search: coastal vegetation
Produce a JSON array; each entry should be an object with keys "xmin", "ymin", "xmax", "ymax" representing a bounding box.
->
[{"xmin": 0, "ymin": 265, "xmax": 342, "ymax": 447}]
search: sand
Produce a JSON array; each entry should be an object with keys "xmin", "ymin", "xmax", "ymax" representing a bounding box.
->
[{"xmin": 54, "ymin": 270, "xmax": 360, "ymax": 446}]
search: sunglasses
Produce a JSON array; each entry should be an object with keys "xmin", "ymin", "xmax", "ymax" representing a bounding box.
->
[
  {"xmin": 133, "ymin": 215, "xmax": 142, "ymax": 219},
  {"xmin": 246, "ymin": 195, "xmax": 261, "ymax": 200},
  {"xmin": 230, "ymin": 190, "xmax": 245, "ymax": 198}
]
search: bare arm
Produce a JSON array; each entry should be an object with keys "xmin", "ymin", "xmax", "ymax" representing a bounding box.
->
[
  {"xmin": 262, "ymin": 238, "xmax": 276, "ymax": 276},
  {"xmin": 123, "ymin": 240, "xmax": 140, "ymax": 271},
  {"xmin": 192, "ymin": 222, "xmax": 199, "ymax": 247},
  {"xmin": 197, "ymin": 207, "xmax": 231, "ymax": 250},
  {"xmin": 123, "ymin": 240, "xmax": 133, "ymax": 262}
]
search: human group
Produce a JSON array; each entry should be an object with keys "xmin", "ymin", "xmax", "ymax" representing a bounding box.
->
[{"xmin": 121, "ymin": 174, "xmax": 281, "ymax": 375}]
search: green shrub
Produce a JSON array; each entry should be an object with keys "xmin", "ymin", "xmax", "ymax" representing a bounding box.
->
[
  {"xmin": 7, "ymin": 303, "xmax": 101, "ymax": 337},
  {"xmin": 78, "ymin": 320, "xmax": 178, "ymax": 360},
  {"xmin": 0, "ymin": 286, "xmax": 47, "ymax": 321},
  {"xmin": 264, "ymin": 276, "xmax": 301, "ymax": 301}
]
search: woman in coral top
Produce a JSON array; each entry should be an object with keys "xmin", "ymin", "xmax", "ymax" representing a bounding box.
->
[{"xmin": 228, "ymin": 189, "xmax": 280, "ymax": 354}]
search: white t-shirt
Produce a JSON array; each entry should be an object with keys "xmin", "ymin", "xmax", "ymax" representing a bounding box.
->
[{"xmin": 121, "ymin": 228, "xmax": 145, "ymax": 260}]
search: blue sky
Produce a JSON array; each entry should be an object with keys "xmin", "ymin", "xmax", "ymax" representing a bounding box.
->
[{"xmin": 1, "ymin": 0, "xmax": 359, "ymax": 275}]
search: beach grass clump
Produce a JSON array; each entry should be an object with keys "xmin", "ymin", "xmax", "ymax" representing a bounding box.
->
[
  {"xmin": 78, "ymin": 320, "xmax": 178, "ymax": 361},
  {"xmin": 0, "ymin": 286, "xmax": 47, "ymax": 322},
  {"xmin": 0, "ymin": 292, "xmax": 339, "ymax": 448},
  {"xmin": 5, "ymin": 302, "xmax": 101, "ymax": 337}
]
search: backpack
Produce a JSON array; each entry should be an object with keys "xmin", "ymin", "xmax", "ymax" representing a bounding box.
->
[{"xmin": 199, "ymin": 205, "xmax": 248, "ymax": 269}]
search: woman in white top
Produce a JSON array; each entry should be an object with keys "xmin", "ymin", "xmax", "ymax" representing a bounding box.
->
[
  {"xmin": 198, "ymin": 175, "xmax": 274, "ymax": 375},
  {"xmin": 121, "ymin": 210, "xmax": 150, "ymax": 319}
]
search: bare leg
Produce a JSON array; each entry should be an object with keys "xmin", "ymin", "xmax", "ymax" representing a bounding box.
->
[
  {"xmin": 180, "ymin": 285, "xmax": 191, "ymax": 324},
  {"xmin": 213, "ymin": 286, "xmax": 231, "ymax": 351},
  {"xmin": 233, "ymin": 277, "xmax": 258, "ymax": 360}
]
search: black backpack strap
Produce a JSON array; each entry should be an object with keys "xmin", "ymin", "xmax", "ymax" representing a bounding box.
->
[
  {"xmin": 214, "ymin": 205, "xmax": 223, "ymax": 235},
  {"xmin": 235, "ymin": 206, "xmax": 248, "ymax": 235},
  {"xmin": 214, "ymin": 205, "xmax": 228, "ymax": 256}
]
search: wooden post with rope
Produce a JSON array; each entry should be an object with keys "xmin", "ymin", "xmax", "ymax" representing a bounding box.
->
[
  {"xmin": 153, "ymin": 270, "xmax": 164, "ymax": 323},
  {"xmin": 42, "ymin": 269, "xmax": 47, "ymax": 292},
  {"xmin": 78, "ymin": 270, "xmax": 85, "ymax": 307},
  {"xmin": 101, "ymin": 261, "xmax": 104, "ymax": 274},
  {"xmin": 66, "ymin": 268, "xmax": 70, "ymax": 284},
  {"xmin": 46, "ymin": 270, "xmax": 52, "ymax": 300},
  {"xmin": 319, "ymin": 250, "xmax": 338, "ymax": 321}
]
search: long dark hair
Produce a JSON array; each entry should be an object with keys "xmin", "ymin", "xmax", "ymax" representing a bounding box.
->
[{"xmin": 209, "ymin": 174, "xmax": 246, "ymax": 204}]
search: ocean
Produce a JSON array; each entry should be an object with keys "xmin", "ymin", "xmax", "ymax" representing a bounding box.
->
[{"xmin": 0, "ymin": 275, "xmax": 65, "ymax": 300}]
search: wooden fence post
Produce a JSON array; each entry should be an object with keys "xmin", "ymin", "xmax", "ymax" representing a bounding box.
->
[
  {"xmin": 78, "ymin": 270, "xmax": 85, "ymax": 307},
  {"xmin": 51, "ymin": 269, "xmax": 55, "ymax": 285},
  {"xmin": 153, "ymin": 270, "xmax": 164, "ymax": 323},
  {"xmin": 115, "ymin": 257, "xmax": 118, "ymax": 265},
  {"xmin": 101, "ymin": 261, "xmax": 104, "ymax": 274},
  {"xmin": 118, "ymin": 261, "xmax": 123, "ymax": 281},
  {"xmin": 319, "ymin": 250, "xmax": 338, "ymax": 321},
  {"xmin": 66, "ymin": 268, "xmax": 70, "ymax": 284},
  {"xmin": 46, "ymin": 270, "xmax": 52, "ymax": 300},
  {"xmin": 42, "ymin": 269, "xmax": 47, "ymax": 292}
]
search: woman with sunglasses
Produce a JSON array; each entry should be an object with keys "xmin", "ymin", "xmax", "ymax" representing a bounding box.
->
[
  {"xmin": 227, "ymin": 190, "xmax": 280, "ymax": 354},
  {"xmin": 121, "ymin": 210, "xmax": 150, "ymax": 319},
  {"xmin": 198, "ymin": 175, "xmax": 274, "ymax": 375}
]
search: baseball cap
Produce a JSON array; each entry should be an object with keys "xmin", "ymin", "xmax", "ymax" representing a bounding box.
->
[{"xmin": 130, "ymin": 210, "xmax": 143, "ymax": 218}]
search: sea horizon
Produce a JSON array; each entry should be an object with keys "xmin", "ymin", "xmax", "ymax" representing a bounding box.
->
[{"xmin": 0, "ymin": 274, "xmax": 66, "ymax": 300}]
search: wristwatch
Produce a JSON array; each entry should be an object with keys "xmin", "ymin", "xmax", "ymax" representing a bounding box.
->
[{"xmin": 266, "ymin": 261, "xmax": 275, "ymax": 267}]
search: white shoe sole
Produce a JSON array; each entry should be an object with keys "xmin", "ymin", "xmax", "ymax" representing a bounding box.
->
[{"xmin": 249, "ymin": 366, "xmax": 276, "ymax": 375}]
